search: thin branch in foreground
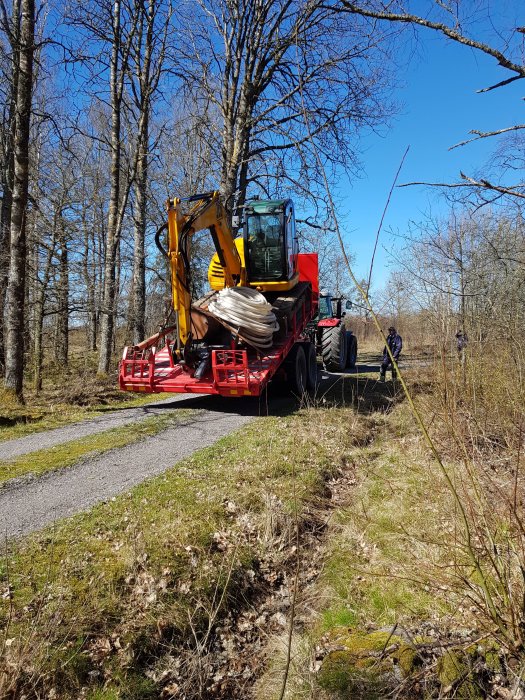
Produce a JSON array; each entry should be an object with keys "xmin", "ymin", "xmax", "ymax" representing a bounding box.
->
[
  {"xmin": 295, "ymin": 33, "xmax": 512, "ymax": 646},
  {"xmin": 367, "ymin": 144, "xmax": 409, "ymax": 294},
  {"xmin": 450, "ymin": 124, "xmax": 525, "ymax": 150},
  {"xmin": 398, "ymin": 177, "xmax": 525, "ymax": 201}
]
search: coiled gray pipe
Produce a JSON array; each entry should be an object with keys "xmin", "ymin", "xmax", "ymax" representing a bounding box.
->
[{"xmin": 208, "ymin": 287, "xmax": 279, "ymax": 350}]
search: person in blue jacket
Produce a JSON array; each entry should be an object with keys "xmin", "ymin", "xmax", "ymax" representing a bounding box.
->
[{"xmin": 380, "ymin": 326, "xmax": 402, "ymax": 381}]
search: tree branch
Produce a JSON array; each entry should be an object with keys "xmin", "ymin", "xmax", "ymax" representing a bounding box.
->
[
  {"xmin": 450, "ymin": 125, "xmax": 525, "ymax": 150},
  {"xmin": 338, "ymin": 2, "xmax": 525, "ymax": 82}
]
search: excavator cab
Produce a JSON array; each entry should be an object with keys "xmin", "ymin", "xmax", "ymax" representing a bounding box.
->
[{"xmin": 243, "ymin": 199, "xmax": 299, "ymax": 291}]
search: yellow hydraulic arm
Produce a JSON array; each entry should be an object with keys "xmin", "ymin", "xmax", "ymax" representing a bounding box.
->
[{"xmin": 165, "ymin": 191, "xmax": 246, "ymax": 349}]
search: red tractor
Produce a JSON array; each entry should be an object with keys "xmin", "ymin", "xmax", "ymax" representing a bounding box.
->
[{"xmin": 311, "ymin": 291, "xmax": 357, "ymax": 372}]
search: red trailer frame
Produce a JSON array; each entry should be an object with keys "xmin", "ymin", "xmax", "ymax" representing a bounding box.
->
[{"xmin": 119, "ymin": 253, "xmax": 319, "ymax": 397}]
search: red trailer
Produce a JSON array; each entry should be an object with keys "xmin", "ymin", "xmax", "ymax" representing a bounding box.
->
[{"xmin": 119, "ymin": 252, "xmax": 319, "ymax": 397}]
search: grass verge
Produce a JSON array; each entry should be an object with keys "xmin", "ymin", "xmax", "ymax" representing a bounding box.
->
[
  {"xmin": 256, "ymin": 376, "xmax": 516, "ymax": 699},
  {"xmin": 0, "ymin": 403, "xmax": 367, "ymax": 699},
  {"xmin": 0, "ymin": 409, "xmax": 197, "ymax": 485},
  {"xmin": 0, "ymin": 388, "xmax": 184, "ymax": 443}
]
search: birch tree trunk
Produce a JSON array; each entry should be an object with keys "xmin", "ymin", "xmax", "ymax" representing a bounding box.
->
[
  {"xmin": 129, "ymin": 119, "xmax": 147, "ymax": 344},
  {"xmin": 32, "ymin": 218, "xmax": 57, "ymax": 392},
  {"xmin": 128, "ymin": 0, "xmax": 152, "ymax": 345},
  {"xmin": 0, "ymin": 0, "xmax": 21, "ymax": 375},
  {"xmin": 97, "ymin": 0, "xmax": 123, "ymax": 375},
  {"xmin": 4, "ymin": 0, "xmax": 34, "ymax": 399},
  {"xmin": 82, "ymin": 207, "xmax": 98, "ymax": 351},
  {"xmin": 127, "ymin": 0, "xmax": 168, "ymax": 345},
  {"xmin": 55, "ymin": 217, "xmax": 69, "ymax": 365}
]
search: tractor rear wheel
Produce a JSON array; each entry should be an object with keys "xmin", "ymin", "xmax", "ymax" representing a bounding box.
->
[
  {"xmin": 302, "ymin": 342, "xmax": 318, "ymax": 390},
  {"xmin": 286, "ymin": 344, "xmax": 307, "ymax": 395},
  {"xmin": 321, "ymin": 325, "xmax": 347, "ymax": 372},
  {"xmin": 346, "ymin": 332, "xmax": 358, "ymax": 369}
]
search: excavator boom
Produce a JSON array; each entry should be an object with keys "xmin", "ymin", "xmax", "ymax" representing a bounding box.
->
[{"xmin": 165, "ymin": 191, "xmax": 245, "ymax": 350}]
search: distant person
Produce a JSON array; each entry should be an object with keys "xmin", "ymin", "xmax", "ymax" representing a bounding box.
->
[
  {"xmin": 455, "ymin": 329, "xmax": 468, "ymax": 364},
  {"xmin": 380, "ymin": 326, "xmax": 402, "ymax": 381}
]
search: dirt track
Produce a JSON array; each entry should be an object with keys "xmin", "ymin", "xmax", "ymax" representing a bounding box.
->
[
  {"xmin": 0, "ymin": 386, "xmax": 303, "ymax": 539},
  {"xmin": 0, "ymin": 365, "xmax": 361, "ymax": 540},
  {"xmin": 0, "ymin": 393, "xmax": 201, "ymax": 460},
  {"xmin": 0, "ymin": 400, "xmax": 259, "ymax": 538}
]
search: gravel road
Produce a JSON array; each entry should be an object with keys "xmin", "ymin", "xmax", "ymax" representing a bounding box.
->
[
  {"xmin": 0, "ymin": 404, "xmax": 256, "ymax": 539},
  {"xmin": 0, "ymin": 393, "xmax": 203, "ymax": 460}
]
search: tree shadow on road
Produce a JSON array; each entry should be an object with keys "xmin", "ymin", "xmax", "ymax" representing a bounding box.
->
[
  {"xmin": 315, "ymin": 370, "xmax": 403, "ymax": 414},
  {"xmin": 130, "ymin": 391, "xmax": 299, "ymax": 418},
  {"xmin": 109, "ymin": 353, "xmax": 412, "ymax": 419}
]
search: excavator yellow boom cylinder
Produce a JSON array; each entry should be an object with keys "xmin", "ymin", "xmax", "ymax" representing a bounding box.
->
[{"xmin": 166, "ymin": 192, "xmax": 245, "ymax": 348}]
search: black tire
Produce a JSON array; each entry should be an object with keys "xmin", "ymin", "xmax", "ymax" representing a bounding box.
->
[
  {"xmin": 346, "ymin": 332, "xmax": 358, "ymax": 369},
  {"xmin": 285, "ymin": 344, "xmax": 307, "ymax": 395},
  {"xmin": 321, "ymin": 325, "xmax": 347, "ymax": 372},
  {"xmin": 302, "ymin": 342, "xmax": 318, "ymax": 390}
]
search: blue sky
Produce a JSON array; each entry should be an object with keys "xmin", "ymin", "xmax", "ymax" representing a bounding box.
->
[{"xmin": 345, "ymin": 22, "xmax": 524, "ymax": 291}]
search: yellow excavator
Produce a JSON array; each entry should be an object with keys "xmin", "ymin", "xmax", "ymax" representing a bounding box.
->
[
  {"xmin": 157, "ymin": 190, "xmax": 300, "ymax": 357},
  {"xmin": 121, "ymin": 190, "xmax": 319, "ymax": 396}
]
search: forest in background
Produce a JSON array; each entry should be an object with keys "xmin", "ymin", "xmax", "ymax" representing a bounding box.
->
[
  {"xmin": 0, "ymin": 0, "xmax": 524, "ymax": 400},
  {"xmin": 0, "ymin": 0, "xmax": 397, "ymax": 402},
  {"xmin": 3, "ymin": 2, "xmax": 525, "ymax": 697}
]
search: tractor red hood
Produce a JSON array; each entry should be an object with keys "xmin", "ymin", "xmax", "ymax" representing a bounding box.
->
[{"xmin": 317, "ymin": 318, "xmax": 340, "ymax": 327}]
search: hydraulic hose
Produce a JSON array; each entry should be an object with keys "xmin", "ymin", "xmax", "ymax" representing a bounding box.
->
[{"xmin": 208, "ymin": 287, "xmax": 279, "ymax": 350}]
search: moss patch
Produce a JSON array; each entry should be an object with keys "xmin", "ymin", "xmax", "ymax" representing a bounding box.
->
[
  {"xmin": 318, "ymin": 629, "xmax": 418, "ymax": 698},
  {"xmin": 437, "ymin": 649, "xmax": 484, "ymax": 699}
]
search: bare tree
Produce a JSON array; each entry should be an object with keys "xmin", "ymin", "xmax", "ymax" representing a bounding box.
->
[
  {"xmin": 97, "ymin": 0, "xmax": 138, "ymax": 373},
  {"xmin": 179, "ymin": 0, "xmax": 395, "ymax": 215},
  {"xmin": 67, "ymin": 0, "xmax": 141, "ymax": 374},
  {"xmin": 0, "ymin": 0, "xmax": 20, "ymax": 376},
  {"xmin": 3, "ymin": 0, "xmax": 34, "ymax": 399},
  {"xmin": 127, "ymin": 0, "xmax": 171, "ymax": 345}
]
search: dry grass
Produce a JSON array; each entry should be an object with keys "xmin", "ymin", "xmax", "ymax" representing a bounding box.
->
[
  {"xmin": 255, "ymin": 353, "xmax": 525, "ymax": 698},
  {"xmin": 3, "ymin": 338, "xmax": 522, "ymax": 698},
  {"xmin": 0, "ymin": 404, "xmax": 367, "ymax": 699}
]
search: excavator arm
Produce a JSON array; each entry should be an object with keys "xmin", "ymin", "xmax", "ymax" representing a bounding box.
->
[{"xmin": 163, "ymin": 191, "xmax": 246, "ymax": 351}]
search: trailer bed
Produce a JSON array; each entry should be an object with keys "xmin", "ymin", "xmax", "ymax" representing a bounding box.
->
[{"xmin": 119, "ymin": 254, "xmax": 319, "ymax": 397}]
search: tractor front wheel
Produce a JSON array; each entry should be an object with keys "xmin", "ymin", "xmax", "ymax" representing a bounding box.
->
[{"xmin": 321, "ymin": 325, "xmax": 347, "ymax": 372}]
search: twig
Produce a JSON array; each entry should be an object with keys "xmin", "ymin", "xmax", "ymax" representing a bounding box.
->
[
  {"xmin": 277, "ymin": 413, "xmax": 302, "ymax": 700},
  {"xmin": 450, "ymin": 124, "xmax": 525, "ymax": 150},
  {"xmin": 366, "ymin": 146, "xmax": 410, "ymax": 294}
]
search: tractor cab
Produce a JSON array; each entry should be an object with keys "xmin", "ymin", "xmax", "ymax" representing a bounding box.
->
[
  {"xmin": 318, "ymin": 292, "xmax": 336, "ymax": 320},
  {"xmin": 243, "ymin": 199, "xmax": 299, "ymax": 292},
  {"xmin": 318, "ymin": 291, "xmax": 351, "ymax": 321}
]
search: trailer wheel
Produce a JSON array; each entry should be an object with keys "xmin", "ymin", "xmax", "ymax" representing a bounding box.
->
[
  {"xmin": 286, "ymin": 344, "xmax": 307, "ymax": 395},
  {"xmin": 321, "ymin": 325, "xmax": 347, "ymax": 372},
  {"xmin": 346, "ymin": 332, "xmax": 358, "ymax": 369},
  {"xmin": 303, "ymin": 342, "xmax": 318, "ymax": 390}
]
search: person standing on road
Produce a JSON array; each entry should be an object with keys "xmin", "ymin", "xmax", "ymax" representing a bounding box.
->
[{"xmin": 380, "ymin": 326, "xmax": 402, "ymax": 381}]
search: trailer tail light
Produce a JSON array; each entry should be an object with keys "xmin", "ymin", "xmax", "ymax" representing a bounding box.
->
[{"xmin": 212, "ymin": 350, "xmax": 250, "ymax": 392}]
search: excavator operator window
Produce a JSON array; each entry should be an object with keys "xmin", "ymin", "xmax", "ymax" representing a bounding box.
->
[{"xmin": 245, "ymin": 212, "xmax": 285, "ymax": 281}]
